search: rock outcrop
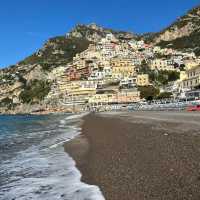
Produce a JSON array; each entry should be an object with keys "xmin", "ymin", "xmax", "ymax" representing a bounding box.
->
[{"xmin": 146, "ymin": 5, "xmax": 200, "ymax": 55}]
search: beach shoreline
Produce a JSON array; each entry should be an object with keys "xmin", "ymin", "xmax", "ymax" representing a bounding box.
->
[{"xmin": 64, "ymin": 111, "xmax": 200, "ymax": 200}]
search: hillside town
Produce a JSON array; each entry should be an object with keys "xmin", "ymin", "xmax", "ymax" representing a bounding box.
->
[
  {"xmin": 0, "ymin": 23, "xmax": 200, "ymax": 114},
  {"xmin": 39, "ymin": 32, "xmax": 200, "ymax": 112},
  {"xmin": 2, "ymin": 3, "xmax": 200, "ymax": 200}
]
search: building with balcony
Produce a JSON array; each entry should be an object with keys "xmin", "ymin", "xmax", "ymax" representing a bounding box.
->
[
  {"xmin": 88, "ymin": 89, "xmax": 140, "ymax": 105},
  {"xmin": 110, "ymin": 57, "xmax": 134, "ymax": 68},
  {"xmin": 119, "ymin": 77, "xmax": 137, "ymax": 88},
  {"xmin": 112, "ymin": 66, "xmax": 135, "ymax": 79},
  {"xmin": 181, "ymin": 65, "xmax": 200, "ymax": 90},
  {"xmin": 150, "ymin": 59, "xmax": 175, "ymax": 71}
]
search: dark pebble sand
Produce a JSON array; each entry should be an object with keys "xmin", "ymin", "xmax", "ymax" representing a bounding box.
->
[{"xmin": 64, "ymin": 111, "xmax": 200, "ymax": 200}]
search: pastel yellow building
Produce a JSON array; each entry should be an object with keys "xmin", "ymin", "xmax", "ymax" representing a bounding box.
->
[
  {"xmin": 63, "ymin": 87, "xmax": 96, "ymax": 105},
  {"xmin": 136, "ymin": 74, "xmax": 149, "ymax": 86},
  {"xmin": 184, "ymin": 59, "xmax": 200, "ymax": 70},
  {"xmin": 110, "ymin": 57, "xmax": 135, "ymax": 68},
  {"xmin": 58, "ymin": 80, "xmax": 80, "ymax": 93},
  {"xmin": 179, "ymin": 71, "xmax": 187, "ymax": 81},
  {"xmin": 58, "ymin": 80, "xmax": 101, "ymax": 93},
  {"xmin": 112, "ymin": 66, "xmax": 135, "ymax": 79},
  {"xmin": 116, "ymin": 89, "xmax": 140, "ymax": 103},
  {"xmin": 180, "ymin": 65, "xmax": 200, "ymax": 90},
  {"xmin": 110, "ymin": 58, "xmax": 136, "ymax": 79},
  {"xmin": 88, "ymin": 93, "xmax": 115, "ymax": 104},
  {"xmin": 88, "ymin": 89, "xmax": 140, "ymax": 105},
  {"xmin": 66, "ymin": 87, "xmax": 96, "ymax": 97}
]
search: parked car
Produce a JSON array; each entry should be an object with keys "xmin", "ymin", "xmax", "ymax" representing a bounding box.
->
[{"xmin": 187, "ymin": 105, "xmax": 200, "ymax": 111}]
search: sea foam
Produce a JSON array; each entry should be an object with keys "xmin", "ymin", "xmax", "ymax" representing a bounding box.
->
[{"xmin": 0, "ymin": 113, "xmax": 105, "ymax": 200}]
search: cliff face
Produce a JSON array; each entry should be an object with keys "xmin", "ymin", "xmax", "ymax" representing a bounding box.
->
[
  {"xmin": 0, "ymin": 63, "xmax": 49, "ymax": 113},
  {"xmin": 147, "ymin": 5, "xmax": 200, "ymax": 55},
  {"xmin": 0, "ymin": 31, "xmax": 86, "ymax": 113},
  {"xmin": 68, "ymin": 23, "xmax": 137, "ymax": 42},
  {"xmin": 155, "ymin": 6, "xmax": 200, "ymax": 42}
]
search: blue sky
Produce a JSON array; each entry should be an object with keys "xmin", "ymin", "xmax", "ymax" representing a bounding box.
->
[{"xmin": 0, "ymin": 0, "xmax": 199, "ymax": 68}]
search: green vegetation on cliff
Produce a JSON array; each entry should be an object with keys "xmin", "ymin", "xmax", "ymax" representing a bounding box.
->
[
  {"xmin": 143, "ymin": 6, "xmax": 200, "ymax": 55},
  {"xmin": 138, "ymin": 86, "xmax": 160, "ymax": 101},
  {"xmin": 0, "ymin": 97, "xmax": 14, "ymax": 109},
  {"xmin": 157, "ymin": 31, "xmax": 200, "ymax": 56},
  {"xmin": 139, "ymin": 63, "xmax": 180, "ymax": 86},
  {"xmin": 19, "ymin": 36, "xmax": 91, "ymax": 68},
  {"xmin": 19, "ymin": 80, "xmax": 51, "ymax": 103},
  {"xmin": 157, "ymin": 92, "xmax": 173, "ymax": 99}
]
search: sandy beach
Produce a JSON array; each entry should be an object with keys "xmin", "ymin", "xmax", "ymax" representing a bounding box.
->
[{"xmin": 64, "ymin": 111, "xmax": 200, "ymax": 200}]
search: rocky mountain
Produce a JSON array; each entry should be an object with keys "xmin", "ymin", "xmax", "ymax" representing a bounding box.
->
[
  {"xmin": 146, "ymin": 5, "xmax": 200, "ymax": 55},
  {"xmin": 6, "ymin": 23, "xmax": 136, "ymax": 68},
  {"xmin": 68, "ymin": 23, "xmax": 137, "ymax": 42},
  {"xmin": 0, "ymin": 24, "xmax": 137, "ymax": 113}
]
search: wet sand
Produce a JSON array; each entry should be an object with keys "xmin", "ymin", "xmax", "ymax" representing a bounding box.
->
[{"xmin": 64, "ymin": 111, "xmax": 200, "ymax": 200}]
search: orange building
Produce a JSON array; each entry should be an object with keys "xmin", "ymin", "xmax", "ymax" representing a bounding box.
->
[{"xmin": 66, "ymin": 66, "xmax": 92, "ymax": 81}]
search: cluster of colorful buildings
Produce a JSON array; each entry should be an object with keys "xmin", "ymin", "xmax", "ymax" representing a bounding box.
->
[
  {"xmin": 46, "ymin": 32, "xmax": 200, "ymax": 110},
  {"xmin": 160, "ymin": 64, "xmax": 200, "ymax": 100}
]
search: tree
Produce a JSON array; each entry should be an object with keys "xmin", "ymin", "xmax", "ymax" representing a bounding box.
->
[
  {"xmin": 0, "ymin": 97, "xmax": 13, "ymax": 107},
  {"xmin": 19, "ymin": 80, "xmax": 51, "ymax": 104},
  {"xmin": 146, "ymin": 70, "xmax": 155, "ymax": 82},
  {"xmin": 157, "ymin": 92, "xmax": 173, "ymax": 99},
  {"xmin": 194, "ymin": 85, "xmax": 200, "ymax": 90},
  {"xmin": 168, "ymin": 71, "xmax": 180, "ymax": 82},
  {"xmin": 139, "ymin": 60, "xmax": 151, "ymax": 74},
  {"xmin": 157, "ymin": 73, "xmax": 168, "ymax": 85},
  {"xmin": 179, "ymin": 64, "xmax": 185, "ymax": 71},
  {"xmin": 138, "ymin": 86, "xmax": 160, "ymax": 101},
  {"xmin": 156, "ymin": 70, "xmax": 180, "ymax": 85}
]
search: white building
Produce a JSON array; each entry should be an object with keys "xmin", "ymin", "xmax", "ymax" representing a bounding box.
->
[
  {"xmin": 120, "ymin": 77, "xmax": 137, "ymax": 88},
  {"xmin": 88, "ymin": 66, "xmax": 112, "ymax": 80}
]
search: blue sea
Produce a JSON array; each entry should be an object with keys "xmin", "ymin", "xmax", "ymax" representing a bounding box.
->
[{"xmin": 0, "ymin": 114, "xmax": 104, "ymax": 200}]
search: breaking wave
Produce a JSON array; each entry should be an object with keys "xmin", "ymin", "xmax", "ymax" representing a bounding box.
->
[{"xmin": 0, "ymin": 113, "xmax": 105, "ymax": 200}]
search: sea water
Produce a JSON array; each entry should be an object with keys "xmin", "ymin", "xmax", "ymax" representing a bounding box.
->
[{"xmin": 0, "ymin": 114, "xmax": 105, "ymax": 200}]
